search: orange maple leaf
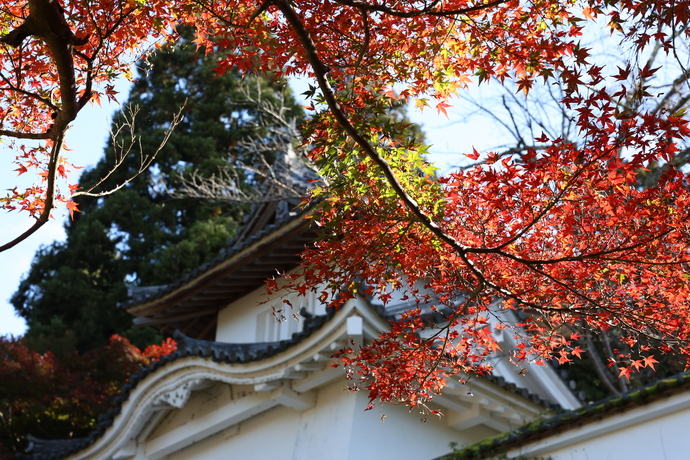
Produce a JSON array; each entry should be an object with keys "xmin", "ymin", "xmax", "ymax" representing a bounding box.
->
[
  {"xmin": 643, "ymin": 355, "xmax": 659, "ymax": 371},
  {"xmin": 66, "ymin": 200, "xmax": 80, "ymax": 220},
  {"xmin": 571, "ymin": 346, "xmax": 585, "ymax": 358}
]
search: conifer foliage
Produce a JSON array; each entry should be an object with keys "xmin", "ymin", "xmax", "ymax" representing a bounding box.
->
[{"xmin": 11, "ymin": 29, "xmax": 303, "ymax": 352}]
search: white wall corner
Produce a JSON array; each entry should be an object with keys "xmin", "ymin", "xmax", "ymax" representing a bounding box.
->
[{"xmin": 347, "ymin": 315, "xmax": 363, "ymax": 346}]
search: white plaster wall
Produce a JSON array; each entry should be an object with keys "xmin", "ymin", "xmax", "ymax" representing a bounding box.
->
[
  {"xmin": 162, "ymin": 403, "xmax": 303, "ymax": 460},
  {"xmin": 348, "ymin": 392, "xmax": 497, "ymax": 460},
  {"xmin": 511, "ymin": 395, "xmax": 690, "ymax": 460},
  {"xmin": 156, "ymin": 379, "xmax": 497, "ymax": 460},
  {"xmin": 216, "ymin": 280, "xmax": 326, "ymax": 344},
  {"xmin": 161, "ymin": 380, "xmax": 356, "ymax": 460},
  {"xmin": 291, "ymin": 379, "xmax": 358, "ymax": 460},
  {"xmin": 215, "ymin": 286, "xmax": 262, "ymax": 343}
]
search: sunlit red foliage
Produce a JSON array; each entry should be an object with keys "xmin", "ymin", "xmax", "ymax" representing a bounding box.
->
[{"xmin": 2, "ymin": 0, "xmax": 690, "ymax": 409}]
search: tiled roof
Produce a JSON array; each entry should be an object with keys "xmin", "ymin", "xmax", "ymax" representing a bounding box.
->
[
  {"xmin": 21, "ymin": 309, "xmax": 334, "ymax": 460},
  {"xmin": 355, "ymin": 299, "xmax": 563, "ymax": 414},
  {"xmin": 22, "ymin": 300, "xmax": 565, "ymax": 460},
  {"xmin": 122, "ymin": 208, "xmax": 309, "ymax": 311},
  {"xmin": 23, "ymin": 206, "xmax": 569, "ymax": 460},
  {"xmin": 23, "ymin": 437, "xmax": 89, "ymax": 460},
  {"xmin": 439, "ymin": 370, "xmax": 690, "ymax": 460},
  {"xmin": 123, "ymin": 208, "xmax": 315, "ymax": 340}
]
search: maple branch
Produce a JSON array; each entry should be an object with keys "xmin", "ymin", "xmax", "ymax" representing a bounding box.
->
[
  {"xmin": 1, "ymin": 0, "xmax": 89, "ymax": 141},
  {"xmin": 189, "ymin": 0, "xmax": 268, "ymax": 30},
  {"xmin": 522, "ymin": 262, "xmax": 606, "ymax": 310},
  {"xmin": 598, "ymin": 256, "xmax": 690, "ymax": 265},
  {"xmin": 584, "ymin": 328, "xmax": 621, "ymax": 395},
  {"xmin": 0, "ymin": 129, "xmax": 49, "ymax": 140},
  {"xmin": 275, "ymin": 0, "xmax": 470, "ymax": 258},
  {"xmin": 332, "ymin": 0, "xmax": 507, "ymax": 18},
  {"xmin": 486, "ymin": 149, "xmax": 615, "ymax": 253},
  {"xmin": 403, "ymin": 283, "xmax": 508, "ymax": 402},
  {"xmin": 0, "ymin": 72, "xmax": 57, "ymax": 111},
  {"xmin": 489, "ymin": 228, "xmax": 675, "ymax": 266},
  {"xmin": 76, "ymin": 54, "xmax": 94, "ymax": 112},
  {"xmin": 246, "ymin": 0, "xmax": 275, "ymax": 27},
  {"xmin": 353, "ymin": 7, "xmax": 370, "ymax": 72},
  {"xmin": 279, "ymin": 0, "xmax": 534, "ymax": 323},
  {"xmin": 274, "ymin": 0, "xmax": 674, "ymax": 327},
  {"xmin": 422, "ymin": 281, "xmax": 486, "ymax": 344},
  {"xmin": 262, "ymin": 2, "xmax": 690, "ymax": 383},
  {"xmin": 0, "ymin": 133, "xmax": 63, "ymax": 252}
]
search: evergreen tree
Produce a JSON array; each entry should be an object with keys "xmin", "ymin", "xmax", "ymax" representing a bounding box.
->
[{"xmin": 11, "ymin": 29, "xmax": 303, "ymax": 353}]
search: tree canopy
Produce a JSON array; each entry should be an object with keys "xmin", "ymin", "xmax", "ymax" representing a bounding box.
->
[
  {"xmin": 2, "ymin": 0, "xmax": 690, "ymax": 410},
  {"xmin": 0, "ymin": 334, "xmax": 176, "ymax": 457}
]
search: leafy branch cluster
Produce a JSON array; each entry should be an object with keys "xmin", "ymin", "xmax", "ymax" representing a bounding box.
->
[{"xmin": 2, "ymin": 0, "xmax": 690, "ymax": 410}]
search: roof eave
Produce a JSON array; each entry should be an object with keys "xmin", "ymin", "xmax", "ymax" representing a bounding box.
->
[{"xmin": 126, "ymin": 214, "xmax": 312, "ymax": 319}]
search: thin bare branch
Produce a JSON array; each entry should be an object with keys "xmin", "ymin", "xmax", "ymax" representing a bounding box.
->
[
  {"xmin": 71, "ymin": 103, "xmax": 185, "ymax": 199},
  {"xmin": 332, "ymin": 0, "xmax": 507, "ymax": 18},
  {"xmin": 172, "ymin": 82, "xmax": 322, "ymax": 204}
]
